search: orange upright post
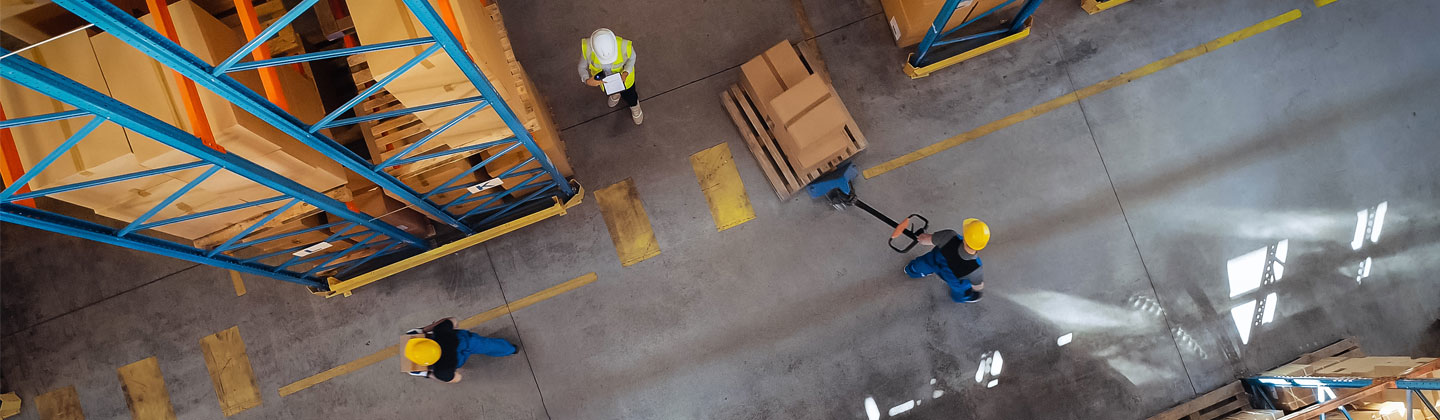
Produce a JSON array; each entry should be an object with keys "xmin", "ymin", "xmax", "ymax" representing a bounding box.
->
[
  {"xmin": 233, "ymin": 0, "xmax": 290, "ymax": 111},
  {"xmin": 0, "ymin": 104, "xmax": 38, "ymax": 208},
  {"xmin": 145, "ymin": 0, "xmax": 225, "ymax": 152}
]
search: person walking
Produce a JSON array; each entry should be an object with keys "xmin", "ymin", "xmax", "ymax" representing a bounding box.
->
[
  {"xmin": 579, "ymin": 28, "xmax": 642, "ymax": 125},
  {"xmin": 402, "ymin": 317, "xmax": 517, "ymax": 383},
  {"xmin": 904, "ymin": 218, "xmax": 989, "ymax": 303}
]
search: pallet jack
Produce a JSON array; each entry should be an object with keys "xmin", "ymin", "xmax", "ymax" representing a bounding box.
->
[{"xmin": 806, "ymin": 162, "xmax": 929, "ymax": 253}]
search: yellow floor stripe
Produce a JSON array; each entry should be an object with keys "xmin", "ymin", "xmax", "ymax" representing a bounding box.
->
[
  {"xmin": 34, "ymin": 386, "xmax": 84, "ymax": 420},
  {"xmin": 199, "ymin": 326, "xmax": 262, "ymax": 416},
  {"xmin": 229, "ymin": 271, "xmax": 246, "ymax": 297},
  {"xmin": 1315, "ymin": 0, "xmax": 1338, "ymax": 6},
  {"xmin": 116, "ymin": 357, "xmax": 177, "ymax": 420},
  {"xmin": 279, "ymin": 273, "xmax": 599, "ymax": 397},
  {"xmin": 863, "ymin": 9, "xmax": 1303, "ymax": 179},
  {"xmin": 690, "ymin": 143, "xmax": 756, "ymax": 231},
  {"xmin": 594, "ymin": 179, "xmax": 662, "ymax": 266}
]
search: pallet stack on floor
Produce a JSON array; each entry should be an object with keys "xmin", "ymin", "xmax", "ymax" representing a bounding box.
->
[
  {"xmin": 345, "ymin": 0, "xmax": 572, "ymax": 217},
  {"xmin": 721, "ymin": 41, "xmax": 868, "ymax": 200},
  {"xmin": 1147, "ymin": 339, "xmax": 1440, "ymax": 420}
]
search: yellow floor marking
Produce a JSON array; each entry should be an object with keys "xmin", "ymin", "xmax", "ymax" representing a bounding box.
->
[
  {"xmin": 229, "ymin": 271, "xmax": 246, "ymax": 297},
  {"xmin": 594, "ymin": 179, "xmax": 661, "ymax": 266},
  {"xmin": 199, "ymin": 326, "xmax": 262, "ymax": 416},
  {"xmin": 864, "ymin": 9, "xmax": 1303, "ymax": 179},
  {"xmin": 690, "ymin": 143, "xmax": 756, "ymax": 231},
  {"xmin": 116, "ymin": 357, "xmax": 177, "ymax": 420},
  {"xmin": 279, "ymin": 272, "xmax": 599, "ymax": 397},
  {"xmin": 1315, "ymin": 0, "xmax": 1337, "ymax": 6},
  {"xmin": 34, "ymin": 387, "xmax": 83, "ymax": 420},
  {"xmin": 1, "ymin": 392, "xmax": 20, "ymax": 418}
]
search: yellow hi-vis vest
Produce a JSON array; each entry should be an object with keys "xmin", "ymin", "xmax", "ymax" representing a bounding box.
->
[{"xmin": 581, "ymin": 36, "xmax": 634, "ymax": 89}]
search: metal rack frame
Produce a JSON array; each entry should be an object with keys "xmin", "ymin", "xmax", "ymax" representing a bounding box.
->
[
  {"xmin": 905, "ymin": 0, "xmax": 1044, "ymax": 78},
  {"xmin": 0, "ymin": 0, "xmax": 574, "ymax": 290},
  {"xmin": 1247, "ymin": 361, "xmax": 1440, "ymax": 420}
]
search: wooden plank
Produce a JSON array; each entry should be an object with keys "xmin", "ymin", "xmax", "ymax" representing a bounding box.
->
[
  {"xmin": 689, "ymin": 143, "xmax": 756, "ymax": 231},
  {"xmin": 35, "ymin": 386, "xmax": 84, "ymax": 420},
  {"xmin": 721, "ymin": 89, "xmax": 788, "ymax": 200},
  {"xmin": 229, "ymin": 270, "xmax": 246, "ymax": 296},
  {"xmin": 1192, "ymin": 397, "xmax": 1247, "ymax": 420},
  {"xmin": 594, "ymin": 179, "xmax": 661, "ymax": 267},
  {"xmin": 731, "ymin": 85, "xmax": 802, "ymax": 195},
  {"xmin": 117, "ymin": 357, "xmax": 178, "ymax": 420},
  {"xmin": 1148, "ymin": 382, "xmax": 1245, "ymax": 420},
  {"xmin": 198, "ymin": 326, "xmax": 262, "ymax": 416}
]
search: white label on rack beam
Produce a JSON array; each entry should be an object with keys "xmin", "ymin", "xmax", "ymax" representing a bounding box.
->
[
  {"xmin": 293, "ymin": 241, "xmax": 333, "ymax": 257},
  {"xmin": 466, "ymin": 178, "xmax": 506, "ymax": 194},
  {"xmin": 890, "ymin": 17, "xmax": 901, "ymax": 41}
]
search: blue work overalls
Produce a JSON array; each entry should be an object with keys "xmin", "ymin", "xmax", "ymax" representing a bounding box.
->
[
  {"xmin": 904, "ymin": 248, "xmax": 981, "ymax": 303},
  {"xmin": 453, "ymin": 330, "xmax": 518, "ymax": 368}
]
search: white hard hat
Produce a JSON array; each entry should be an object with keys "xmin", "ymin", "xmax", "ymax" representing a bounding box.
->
[{"xmin": 589, "ymin": 28, "xmax": 618, "ymax": 63}]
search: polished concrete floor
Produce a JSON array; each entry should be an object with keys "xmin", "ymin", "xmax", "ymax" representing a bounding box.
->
[{"xmin": 4, "ymin": 0, "xmax": 1440, "ymax": 418}]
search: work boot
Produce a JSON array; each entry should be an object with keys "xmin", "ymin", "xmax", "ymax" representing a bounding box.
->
[
  {"xmin": 631, "ymin": 105, "xmax": 644, "ymax": 125},
  {"xmin": 608, "ymin": 94, "xmax": 621, "ymax": 108}
]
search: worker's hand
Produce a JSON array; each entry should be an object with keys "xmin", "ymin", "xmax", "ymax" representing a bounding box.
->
[
  {"xmin": 621, "ymin": 71, "xmax": 629, "ymax": 80},
  {"xmin": 404, "ymin": 328, "xmax": 424, "ymax": 335},
  {"xmin": 972, "ymin": 283, "xmax": 984, "ymax": 291},
  {"xmin": 917, "ymin": 233, "xmax": 934, "ymax": 246},
  {"xmin": 585, "ymin": 78, "xmax": 602, "ymax": 87}
]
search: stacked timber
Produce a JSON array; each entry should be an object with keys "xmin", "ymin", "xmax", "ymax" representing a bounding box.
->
[{"xmin": 346, "ymin": 0, "xmax": 572, "ymax": 210}]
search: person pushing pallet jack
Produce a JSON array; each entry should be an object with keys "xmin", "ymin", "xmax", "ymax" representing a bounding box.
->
[{"xmin": 808, "ymin": 163, "xmax": 989, "ymax": 303}]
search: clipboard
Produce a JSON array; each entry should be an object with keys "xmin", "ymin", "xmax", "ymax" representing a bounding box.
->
[{"xmin": 601, "ymin": 73, "xmax": 625, "ymax": 95}]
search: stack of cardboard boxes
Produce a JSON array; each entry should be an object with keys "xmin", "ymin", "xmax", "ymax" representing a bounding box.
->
[
  {"xmin": 0, "ymin": 0, "xmax": 344, "ymax": 242},
  {"xmin": 726, "ymin": 41, "xmax": 866, "ymax": 199},
  {"xmin": 347, "ymin": 0, "xmax": 571, "ymax": 208},
  {"xmin": 1259, "ymin": 356, "xmax": 1438, "ymax": 419}
]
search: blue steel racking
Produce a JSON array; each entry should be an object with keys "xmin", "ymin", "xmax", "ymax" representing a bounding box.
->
[
  {"xmin": 904, "ymin": 0, "xmax": 1044, "ymax": 77},
  {"xmin": 1246, "ymin": 374, "xmax": 1440, "ymax": 419},
  {"xmin": 0, "ymin": 0, "xmax": 574, "ymax": 290}
]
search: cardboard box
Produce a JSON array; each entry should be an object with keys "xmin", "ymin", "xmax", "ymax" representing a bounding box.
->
[
  {"xmin": 880, "ymin": 0, "xmax": 976, "ymax": 47},
  {"xmin": 0, "ymin": 30, "xmax": 138, "ymax": 192},
  {"xmin": 351, "ymin": 189, "xmax": 434, "ymax": 238},
  {"xmin": 1316, "ymin": 357, "xmax": 1434, "ymax": 377},
  {"xmin": 766, "ymin": 74, "xmax": 853, "ymax": 173},
  {"xmin": 92, "ymin": 0, "xmax": 344, "ymax": 191},
  {"xmin": 740, "ymin": 41, "xmax": 812, "ymax": 121},
  {"xmin": 347, "ymin": 0, "xmax": 534, "ymax": 150}
]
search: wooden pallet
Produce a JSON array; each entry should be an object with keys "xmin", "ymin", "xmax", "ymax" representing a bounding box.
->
[
  {"xmin": 721, "ymin": 84, "xmax": 867, "ymax": 200},
  {"xmin": 1148, "ymin": 381, "xmax": 1251, "ymax": 420}
]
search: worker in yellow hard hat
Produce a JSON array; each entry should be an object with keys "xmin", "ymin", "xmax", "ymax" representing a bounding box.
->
[
  {"xmin": 904, "ymin": 218, "xmax": 989, "ymax": 303},
  {"xmin": 579, "ymin": 28, "xmax": 643, "ymax": 125},
  {"xmin": 403, "ymin": 317, "xmax": 516, "ymax": 383}
]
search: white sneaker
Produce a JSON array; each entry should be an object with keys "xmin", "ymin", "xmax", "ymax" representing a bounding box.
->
[
  {"xmin": 608, "ymin": 94, "xmax": 621, "ymax": 108},
  {"xmin": 631, "ymin": 105, "xmax": 644, "ymax": 125}
]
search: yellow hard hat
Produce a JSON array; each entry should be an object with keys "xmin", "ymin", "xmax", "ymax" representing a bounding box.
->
[
  {"xmin": 405, "ymin": 338, "xmax": 441, "ymax": 366},
  {"xmin": 962, "ymin": 218, "xmax": 990, "ymax": 251}
]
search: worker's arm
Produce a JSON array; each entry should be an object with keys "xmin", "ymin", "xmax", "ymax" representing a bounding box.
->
[
  {"xmin": 620, "ymin": 45, "xmax": 636, "ymax": 77},
  {"xmin": 420, "ymin": 317, "xmax": 456, "ymax": 333},
  {"xmin": 578, "ymin": 52, "xmax": 600, "ymax": 86},
  {"xmin": 967, "ymin": 268, "xmax": 984, "ymax": 291},
  {"xmin": 921, "ymin": 229, "xmax": 958, "ymax": 248}
]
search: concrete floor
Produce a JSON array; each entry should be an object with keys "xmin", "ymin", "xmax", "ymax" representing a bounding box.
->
[{"xmin": 4, "ymin": 0, "xmax": 1439, "ymax": 418}]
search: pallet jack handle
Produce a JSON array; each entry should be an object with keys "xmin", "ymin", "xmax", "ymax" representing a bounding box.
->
[{"xmin": 851, "ymin": 198, "xmax": 929, "ymax": 253}]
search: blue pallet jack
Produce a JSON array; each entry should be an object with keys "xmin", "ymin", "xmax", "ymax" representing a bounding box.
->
[{"xmin": 807, "ymin": 162, "xmax": 929, "ymax": 253}]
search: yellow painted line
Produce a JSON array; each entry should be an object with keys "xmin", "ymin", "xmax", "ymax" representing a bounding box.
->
[
  {"xmin": 279, "ymin": 272, "xmax": 599, "ymax": 397},
  {"xmin": 34, "ymin": 386, "xmax": 83, "ymax": 420},
  {"xmin": 199, "ymin": 326, "xmax": 262, "ymax": 416},
  {"xmin": 324, "ymin": 189, "xmax": 584, "ymax": 297},
  {"xmin": 1315, "ymin": 0, "xmax": 1338, "ymax": 6},
  {"xmin": 229, "ymin": 271, "xmax": 246, "ymax": 297},
  {"xmin": 690, "ymin": 143, "xmax": 756, "ymax": 231},
  {"xmin": 116, "ymin": 357, "xmax": 177, "ymax": 420},
  {"xmin": 865, "ymin": 9, "xmax": 1303, "ymax": 179},
  {"xmin": 594, "ymin": 179, "xmax": 661, "ymax": 266}
]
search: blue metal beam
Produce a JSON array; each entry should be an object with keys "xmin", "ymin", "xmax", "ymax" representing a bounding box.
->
[
  {"xmin": 319, "ymin": 96, "xmax": 485, "ymax": 129},
  {"xmin": 0, "ymin": 204, "xmax": 322, "ymax": 287},
  {"xmin": 7, "ymin": 161, "xmax": 209, "ymax": 201},
  {"xmin": 0, "ymin": 109, "xmax": 89, "ymax": 129},
  {"xmin": 0, "ymin": 115, "xmax": 107, "ymax": 198},
  {"xmin": 225, "ymin": 37, "xmax": 436, "ymax": 72},
  {"xmin": 400, "ymin": 0, "xmax": 573, "ymax": 198},
  {"xmin": 51, "ymin": 0, "xmax": 473, "ymax": 233},
  {"xmin": 375, "ymin": 101, "xmax": 491, "ymax": 168},
  {"xmin": 0, "ymin": 47, "xmax": 429, "ymax": 248},
  {"xmin": 310, "ymin": 43, "xmax": 443, "ymax": 132},
  {"xmin": 213, "ymin": 0, "xmax": 322, "ymax": 74}
]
